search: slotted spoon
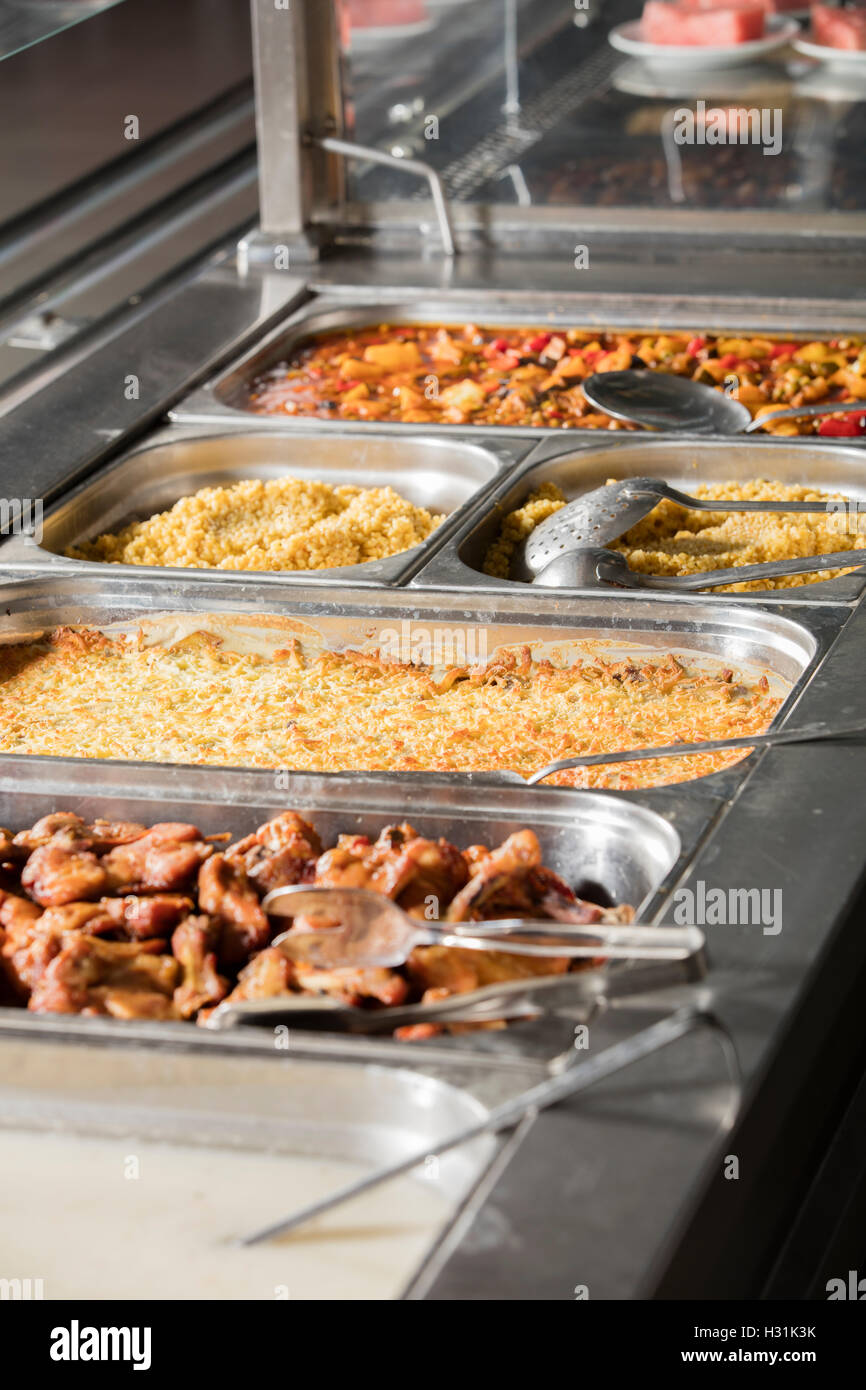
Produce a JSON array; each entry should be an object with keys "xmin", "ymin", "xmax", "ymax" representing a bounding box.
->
[
  {"xmin": 532, "ymin": 545, "xmax": 866, "ymax": 590},
  {"xmin": 511, "ymin": 476, "xmax": 857, "ymax": 582}
]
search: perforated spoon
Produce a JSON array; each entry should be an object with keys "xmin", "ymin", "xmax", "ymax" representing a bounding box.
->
[
  {"xmin": 582, "ymin": 368, "xmax": 866, "ymax": 436},
  {"xmin": 532, "ymin": 545, "xmax": 866, "ymax": 591},
  {"xmin": 511, "ymin": 476, "xmax": 856, "ymax": 581},
  {"xmin": 261, "ymin": 885, "xmax": 704, "ymax": 968}
]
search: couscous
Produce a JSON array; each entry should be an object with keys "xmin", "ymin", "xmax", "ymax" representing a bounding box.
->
[
  {"xmin": 484, "ymin": 479, "xmax": 866, "ymax": 592},
  {"xmin": 68, "ymin": 477, "xmax": 445, "ymax": 571}
]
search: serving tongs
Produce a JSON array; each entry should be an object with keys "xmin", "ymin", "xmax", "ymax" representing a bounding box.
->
[
  {"xmin": 235, "ymin": 1006, "xmax": 716, "ymax": 1245},
  {"xmin": 204, "ymin": 886, "xmax": 705, "ymax": 1032},
  {"xmin": 533, "ymin": 545, "xmax": 866, "ymax": 591},
  {"xmin": 205, "ymin": 966, "xmax": 698, "ymax": 1033},
  {"xmin": 510, "ymin": 477, "xmax": 865, "ymax": 587},
  {"xmin": 263, "ymin": 886, "xmax": 702, "ymax": 966},
  {"xmin": 525, "ymin": 719, "xmax": 866, "ymax": 785}
]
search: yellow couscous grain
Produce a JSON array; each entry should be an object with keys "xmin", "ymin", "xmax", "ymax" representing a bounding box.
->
[
  {"xmin": 68, "ymin": 477, "xmax": 445, "ymax": 572},
  {"xmin": 484, "ymin": 478, "xmax": 865, "ymax": 592}
]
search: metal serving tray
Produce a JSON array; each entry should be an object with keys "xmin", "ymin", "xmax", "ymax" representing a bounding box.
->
[
  {"xmin": 0, "ymin": 574, "xmax": 829, "ymax": 796},
  {"xmin": 170, "ymin": 293, "xmax": 866, "ymax": 442},
  {"xmin": 0, "ymin": 763, "xmax": 692, "ymax": 1061},
  {"xmin": 0, "ymin": 1033, "xmax": 500, "ymax": 1300},
  {"xmin": 413, "ymin": 435, "xmax": 866, "ymax": 603},
  {"xmin": 0, "ymin": 1033, "xmax": 494, "ymax": 1180},
  {"xmin": 0, "ymin": 425, "xmax": 527, "ymax": 588}
]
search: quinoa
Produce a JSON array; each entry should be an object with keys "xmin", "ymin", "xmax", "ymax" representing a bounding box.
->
[
  {"xmin": 67, "ymin": 477, "xmax": 445, "ymax": 572},
  {"xmin": 484, "ymin": 478, "xmax": 866, "ymax": 591}
]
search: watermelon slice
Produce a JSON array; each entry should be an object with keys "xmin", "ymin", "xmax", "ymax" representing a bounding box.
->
[
  {"xmin": 345, "ymin": 0, "xmax": 428, "ymax": 28},
  {"xmin": 642, "ymin": 1, "xmax": 767, "ymax": 43},
  {"xmin": 811, "ymin": 3, "xmax": 866, "ymax": 48},
  {"xmin": 680, "ymin": 0, "xmax": 802, "ymax": 12}
]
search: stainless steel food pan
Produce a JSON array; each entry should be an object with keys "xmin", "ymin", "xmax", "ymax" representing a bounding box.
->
[
  {"xmin": 0, "ymin": 574, "xmax": 828, "ymax": 794},
  {"xmin": 413, "ymin": 435, "xmax": 866, "ymax": 602},
  {"xmin": 0, "ymin": 1034, "xmax": 497, "ymax": 1299},
  {"xmin": 170, "ymin": 293, "xmax": 866, "ymax": 442},
  {"xmin": 0, "ymin": 426, "xmax": 527, "ymax": 587},
  {"xmin": 0, "ymin": 764, "xmax": 684, "ymax": 934},
  {"xmin": 0, "ymin": 763, "xmax": 691, "ymax": 1064}
]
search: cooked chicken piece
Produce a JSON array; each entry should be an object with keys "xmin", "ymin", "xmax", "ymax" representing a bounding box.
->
[
  {"xmin": 408, "ymin": 943, "xmax": 569, "ymax": 995},
  {"xmin": 208, "ymin": 946, "xmax": 295, "ymax": 1010},
  {"xmin": 92, "ymin": 989, "xmax": 180, "ymax": 1021},
  {"xmin": 293, "ymin": 961, "xmax": 409, "ymax": 1008},
  {"xmin": 86, "ymin": 819, "xmax": 151, "ymax": 851},
  {"xmin": 197, "ymin": 854, "xmax": 270, "ymax": 969},
  {"xmin": 95, "ymin": 894, "xmax": 194, "ymax": 940},
  {"xmin": 28, "ymin": 935, "xmax": 179, "ymax": 1017},
  {"xmin": 0, "ymin": 887, "xmax": 43, "ymax": 935},
  {"xmin": 393, "ymin": 837, "xmax": 468, "ymax": 917},
  {"xmin": 406, "ymin": 945, "xmax": 479, "ymax": 996},
  {"xmin": 530, "ymin": 865, "xmax": 607, "ymax": 925},
  {"xmin": 172, "ymin": 916, "xmax": 228, "ymax": 1019},
  {"xmin": 101, "ymin": 823, "xmax": 213, "ymax": 893},
  {"xmin": 2, "ymin": 899, "xmax": 150, "ymax": 997},
  {"xmin": 313, "ymin": 833, "xmax": 387, "ymax": 891},
  {"xmin": 12, "ymin": 813, "xmax": 147, "ymax": 854},
  {"xmin": 226, "ymin": 812, "xmax": 321, "ymax": 895},
  {"xmin": 462, "ymin": 844, "xmax": 492, "ymax": 874},
  {"xmin": 0, "ymin": 826, "xmax": 19, "ymax": 860},
  {"xmin": 445, "ymin": 829, "xmax": 542, "ymax": 921},
  {"xmin": 314, "ymin": 824, "xmax": 466, "ymax": 911},
  {"xmin": 0, "ymin": 890, "xmax": 49, "ymax": 996},
  {"xmin": 12, "ymin": 812, "xmax": 89, "ymax": 852},
  {"xmin": 21, "ymin": 844, "xmax": 108, "ymax": 906}
]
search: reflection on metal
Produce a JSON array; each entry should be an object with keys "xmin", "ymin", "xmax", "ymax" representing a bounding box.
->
[
  {"xmin": 498, "ymin": 163, "xmax": 532, "ymax": 205},
  {"xmin": 503, "ymin": 0, "xmax": 520, "ymax": 116},
  {"xmin": 319, "ymin": 136, "xmax": 458, "ymax": 257},
  {"xmin": 661, "ymin": 108, "xmax": 686, "ymax": 206}
]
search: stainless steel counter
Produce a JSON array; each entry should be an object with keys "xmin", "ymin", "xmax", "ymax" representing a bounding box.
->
[{"xmin": 2, "ymin": 240, "xmax": 866, "ymax": 1300}]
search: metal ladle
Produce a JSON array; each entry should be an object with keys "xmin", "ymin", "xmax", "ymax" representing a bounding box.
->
[
  {"xmin": 533, "ymin": 545, "xmax": 866, "ymax": 591},
  {"xmin": 511, "ymin": 476, "xmax": 854, "ymax": 582},
  {"xmin": 582, "ymin": 369, "xmax": 866, "ymax": 435}
]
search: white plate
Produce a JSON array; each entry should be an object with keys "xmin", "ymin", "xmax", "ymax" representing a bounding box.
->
[
  {"xmin": 609, "ymin": 18, "xmax": 801, "ymax": 70},
  {"xmin": 793, "ymin": 35, "xmax": 866, "ymax": 69},
  {"xmin": 613, "ymin": 57, "xmax": 792, "ymax": 99}
]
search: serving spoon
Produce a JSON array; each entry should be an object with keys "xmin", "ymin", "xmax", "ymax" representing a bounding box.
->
[
  {"xmin": 260, "ymin": 885, "xmax": 704, "ymax": 969},
  {"xmin": 510, "ymin": 476, "xmax": 851, "ymax": 580},
  {"xmin": 582, "ymin": 368, "xmax": 866, "ymax": 435},
  {"xmin": 524, "ymin": 719, "xmax": 866, "ymax": 785},
  {"xmin": 532, "ymin": 544, "xmax": 866, "ymax": 590}
]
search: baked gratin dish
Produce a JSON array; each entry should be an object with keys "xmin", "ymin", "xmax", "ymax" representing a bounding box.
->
[{"xmin": 0, "ymin": 617, "xmax": 783, "ymax": 790}]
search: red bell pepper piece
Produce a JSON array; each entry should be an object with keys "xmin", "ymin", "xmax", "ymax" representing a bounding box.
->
[{"xmin": 818, "ymin": 415, "xmax": 866, "ymax": 437}]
